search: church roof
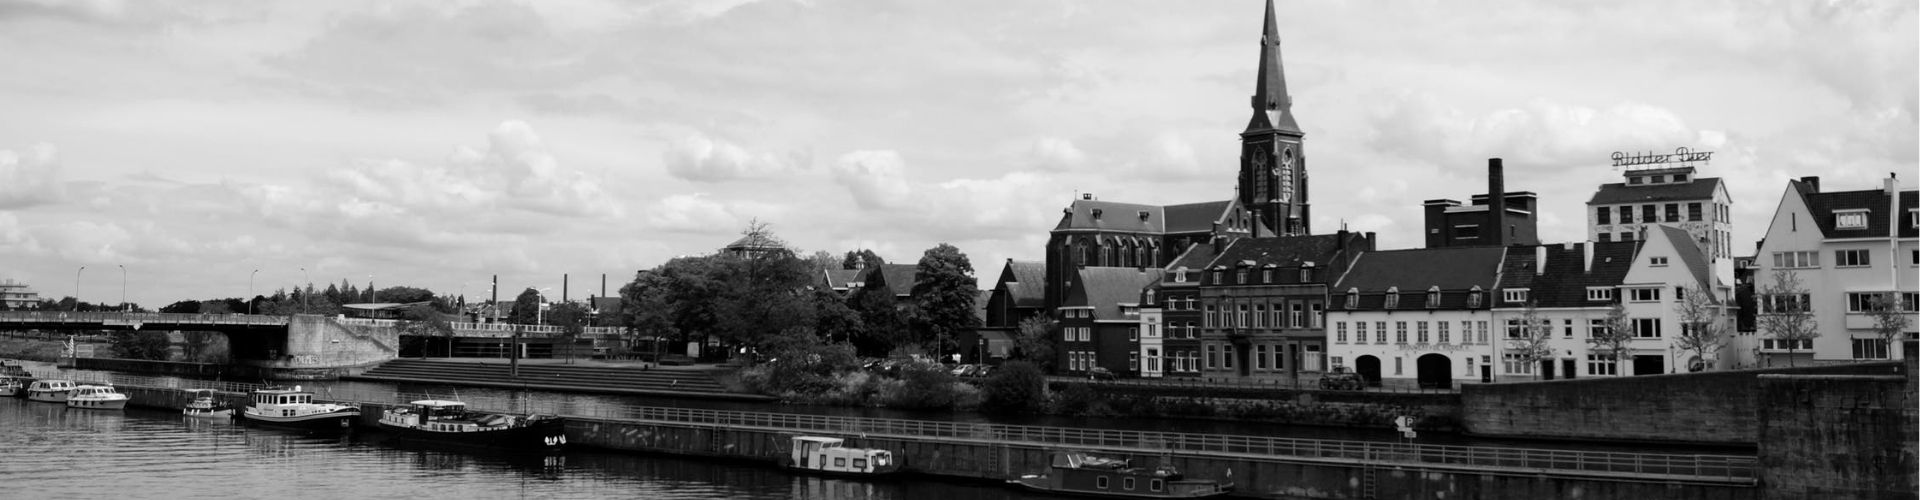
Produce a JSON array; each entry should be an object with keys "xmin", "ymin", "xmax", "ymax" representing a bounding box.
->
[
  {"xmin": 1053, "ymin": 199, "xmax": 1233, "ymax": 235},
  {"xmin": 1244, "ymin": 0, "xmax": 1301, "ymax": 135},
  {"xmin": 1165, "ymin": 201, "xmax": 1234, "ymax": 233}
]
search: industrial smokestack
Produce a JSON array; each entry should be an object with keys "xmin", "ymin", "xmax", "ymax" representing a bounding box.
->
[
  {"xmin": 1488, "ymin": 158, "xmax": 1507, "ymax": 247},
  {"xmin": 563, "ymin": 274, "xmax": 569, "ymax": 303}
]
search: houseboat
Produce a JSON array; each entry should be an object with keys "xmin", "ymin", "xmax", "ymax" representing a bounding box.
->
[
  {"xmin": 66, "ymin": 385, "xmax": 129, "ymax": 410},
  {"xmin": 25, "ymin": 379, "xmax": 77, "ymax": 403},
  {"xmin": 780, "ymin": 436, "xmax": 899, "ymax": 477},
  {"xmin": 235, "ymin": 386, "xmax": 359, "ymax": 430},
  {"xmin": 0, "ymin": 362, "xmax": 31, "ymax": 397},
  {"xmin": 1007, "ymin": 451, "xmax": 1233, "ymax": 498},
  {"xmin": 182, "ymin": 389, "xmax": 233, "ymax": 418},
  {"xmin": 376, "ymin": 399, "xmax": 566, "ymax": 450}
]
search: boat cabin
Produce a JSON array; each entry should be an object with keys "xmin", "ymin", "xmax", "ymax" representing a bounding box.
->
[
  {"xmin": 71, "ymin": 385, "xmax": 119, "ymax": 397},
  {"xmin": 380, "ymin": 400, "xmax": 530, "ymax": 432},
  {"xmin": 788, "ymin": 436, "xmax": 896, "ymax": 475},
  {"xmin": 30, "ymin": 380, "xmax": 76, "ymax": 391},
  {"xmin": 251, "ymin": 387, "xmax": 316, "ymax": 406}
]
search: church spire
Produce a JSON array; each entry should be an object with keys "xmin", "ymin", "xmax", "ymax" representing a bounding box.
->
[{"xmin": 1246, "ymin": 0, "xmax": 1301, "ymax": 135}]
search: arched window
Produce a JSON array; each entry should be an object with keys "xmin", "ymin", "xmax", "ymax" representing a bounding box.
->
[
  {"xmin": 1385, "ymin": 287, "xmax": 1401, "ymax": 309},
  {"xmin": 1345, "ymin": 288, "xmax": 1359, "ymax": 309},
  {"xmin": 1467, "ymin": 286, "xmax": 1483, "ymax": 308},
  {"xmin": 1427, "ymin": 286, "xmax": 1442, "ymax": 308}
]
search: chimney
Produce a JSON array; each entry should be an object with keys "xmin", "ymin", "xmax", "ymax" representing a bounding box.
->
[
  {"xmin": 1364, "ymin": 232, "xmax": 1377, "ymax": 251},
  {"xmin": 1800, "ymin": 176, "xmax": 1820, "ymax": 193},
  {"xmin": 1887, "ymin": 172, "xmax": 1901, "ymax": 196},
  {"xmin": 1337, "ymin": 228, "xmax": 1350, "ymax": 252},
  {"xmin": 1082, "ymin": 193, "xmax": 1094, "ymax": 200},
  {"xmin": 1583, "ymin": 242, "xmax": 1595, "ymax": 273},
  {"xmin": 1534, "ymin": 245, "xmax": 1547, "ymax": 275},
  {"xmin": 1488, "ymin": 158, "xmax": 1507, "ymax": 247},
  {"xmin": 563, "ymin": 274, "xmax": 569, "ymax": 303}
]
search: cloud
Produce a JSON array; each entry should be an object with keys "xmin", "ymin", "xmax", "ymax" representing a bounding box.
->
[
  {"xmin": 0, "ymin": 143, "xmax": 63, "ymax": 209},
  {"xmin": 1027, "ymin": 137, "xmax": 1087, "ymax": 171},
  {"xmin": 663, "ymin": 133, "xmax": 802, "ymax": 182},
  {"xmin": 645, "ymin": 193, "xmax": 742, "ymax": 232},
  {"xmin": 1366, "ymin": 93, "xmax": 1703, "ymax": 169},
  {"xmin": 830, "ymin": 150, "xmax": 912, "ymax": 210}
]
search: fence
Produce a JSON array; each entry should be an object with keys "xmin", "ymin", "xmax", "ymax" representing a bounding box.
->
[
  {"xmin": 1073, "ymin": 375, "xmax": 1461, "ymax": 394},
  {"xmin": 0, "ymin": 311, "xmax": 290, "ymax": 326}
]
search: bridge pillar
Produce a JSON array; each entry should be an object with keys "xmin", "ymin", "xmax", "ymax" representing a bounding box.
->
[{"xmin": 252, "ymin": 315, "xmax": 399, "ymax": 380}]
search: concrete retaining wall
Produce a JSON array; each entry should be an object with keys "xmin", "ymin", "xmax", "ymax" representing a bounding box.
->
[
  {"xmin": 1756, "ymin": 374, "xmax": 1914, "ymax": 499},
  {"xmin": 244, "ymin": 315, "xmax": 398, "ymax": 379},
  {"xmin": 1459, "ymin": 362, "xmax": 1900, "ymax": 445},
  {"xmin": 73, "ymin": 357, "xmax": 269, "ymax": 380}
]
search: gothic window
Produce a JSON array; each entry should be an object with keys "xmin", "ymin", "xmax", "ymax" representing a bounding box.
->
[
  {"xmin": 1277, "ymin": 146, "xmax": 1295, "ymax": 202},
  {"xmin": 1251, "ymin": 149, "xmax": 1270, "ymax": 201}
]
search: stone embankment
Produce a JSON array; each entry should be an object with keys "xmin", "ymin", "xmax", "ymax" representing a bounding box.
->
[{"xmin": 347, "ymin": 359, "xmax": 772, "ymax": 401}]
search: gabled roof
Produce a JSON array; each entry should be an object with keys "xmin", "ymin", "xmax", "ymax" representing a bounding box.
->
[
  {"xmin": 1001, "ymin": 260, "xmax": 1047, "ymax": 308},
  {"xmin": 1495, "ymin": 241, "xmax": 1640, "ymax": 308},
  {"xmin": 1795, "ymin": 183, "xmax": 1918, "ymax": 239},
  {"xmin": 1054, "ymin": 199, "xmax": 1166, "ymax": 233},
  {"xmin": 1164, "ymin": 201, "xmax": 1234, "ymax": 233},
  {"xmin": 854, "ymin": 264, "xmax": 919, "ymax": 298},
  {"xmin": 1205, "ymin": 234, "xmax": 1348, "ymax": 270},
  {"xmin": 1163, "ymin": 241, "xmax": 1221, "ymax": 278},
  {"xmin": 1334, "ymin": 247, "xmax": 1506, "ymax": 292},
  {"xmin": 1587, "ymin": 177, "xmax": 1723, "ymax": 205},
  {"xmin": 1655, "ymin": 225, "xmax": 1716, "ymax": 291},
  {"xmin": 1063, "ymin": 268, "xmax": 1164, "ymax": 321},
  {"xmin": 821, "ymin": 269, "xmax": 860, "ymax": 290}
]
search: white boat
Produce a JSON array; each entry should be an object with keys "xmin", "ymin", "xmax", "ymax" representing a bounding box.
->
[
  {"xmin": 26, "ymin": 379, "xmax": 77, "ymax": 403},
  {"xmin": 235, "ymin": 386, "xmax": 359, "ymax": 430},
  {"xmin": 182, "ymin": 389, "xmax": 233, "ymax": 418},
  {"xmin": 779, "ymin": 436, "xmax": 900, "ymax": 476},
  {"xmin": 66, "ymin": 385, "xmax": 129, "ymax": 410},
  {"xmin": 0, "ymin": 376, "xmax": 23, "ymax": 398}
]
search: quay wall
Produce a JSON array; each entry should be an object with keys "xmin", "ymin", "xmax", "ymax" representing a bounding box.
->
[
  {"xmin": 72, "ymin": 357, "xmax": 270, "ymax": 380},
  {"xmin": 1756, "ymin": 374, "xmax": 1914, "ymax": 500},
  {"xmin": 1459, "ymin": 362, "xmax": 1900, "ymax": 445},
  {"xmin": 1060, "ymin": 382, "xmax": 1462, "ymax": 430}
]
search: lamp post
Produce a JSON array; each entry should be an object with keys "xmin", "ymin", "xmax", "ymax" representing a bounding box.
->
[
  {"xmin": 74, "ymin": 266, "xmax": 84, "ymax": 311},
  {"xmin": 535, "ymin": 287, "xmax": 552, "ymax": 325},
  {"xmin": 249, "ymin": 269, "xmax": 259, "ymax": 315},
  {"xmin": 369, "ymin": 274, "xmax": 376, "ymax": 303},
  {"xmin": 299, "ymin": 267, "xmax": 311, "ymax": 314},
  {"xmin": 118, "ymin": 264, "xmax": 126, "ymax": 313}
]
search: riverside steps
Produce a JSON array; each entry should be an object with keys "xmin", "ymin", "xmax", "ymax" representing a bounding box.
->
[{"xmin": 346, "ymin": 358, "xmax": 771, "ymax": 401}]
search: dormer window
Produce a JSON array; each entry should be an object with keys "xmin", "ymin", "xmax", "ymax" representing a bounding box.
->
[
  {"xmin": 1468, "ymin": 286, "xmax": 1483, "ymax": 308},
  {"xmin": 1587, "ymin": 287, "xmax": 1614, "ymax": 301},
  {"xmin": 1384, "ymin": 287, "xmax": 1400, "ymax": 309},
  {"xmin": 1145, "ymin": 289, "xmax": 1156, "ymax": 304},
  {"xmin": 1174, "ymin": 268, "xmax": 1188, "ymax": 283},
  {"xmin": 1650, "ymin": 256, "xmax": 1669, "ymax": 267},
  {"xmin": 1235, "ymin": 268, "xmax": 1248, "ymax": 284},
  {"xmin": 1504, "ymin": 289, "xmax": 1529, "ymax": 303},
  {"xmin": 1835, "ymin": 209, "xmax": 1869, "ymax": 230},
  {"xmin": 1138, "ymin": 210, "xmax": 1150, "ymax": 221},
  {"xmin": 1261, "ymin": 269, "xmax": 1272, "ymax": 283},
  {"xmin": 1091, "ymin": 208, "xmax": 1103, "ymax": 219},
  {"xmin": 1426, "ymin": 286, "xmax": 1441, "ymax": 308},
  {"xmin": 1345, "ymin": 288, "xmax": 1359, "ymax": 309}
]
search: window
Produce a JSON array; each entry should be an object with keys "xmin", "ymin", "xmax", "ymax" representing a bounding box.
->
[
  {"xmin": 853, "ymin": 459, "xmax": 868, "ymax": 469},
  {"xmin": 1174, "ymin": 268, "xmax": 1188, "ymax": 283},
  {"xmin": 1762, "ymin": 338, "xmax": 1813, "ymax": 351},
  {"xmin": 1503, "ymin": 353, "xmax": 1534, "ymax": 374},
  {"xmin": 1642, "ymin": 204, "xmax": 1657, "ymax": 223},
  {"xmin": 1205, "ymin": 344, "xmax": 1217, "ymax": 370},
  {"xmin": 1354, "ymin": 322, "xmax": 1368, "ymax": 344},
  {"xmin": 1289, "ymin": 303, "xmax": 1305, "ymax": 328},
  {"xmin": 1620, "ymin": 231, "xmax": 1634, "ymax": 241},
  {"xmin": 1376, "ymin": 321, "xmax": 1388, "ymax": 343},
  {"xmin": 1097, "ymin": 476, "xmax": 1109, "ymax": 490},
  {"xmin": 1256, "ymin": 345, "xmax": 1269, "ymax": 369},
  {"xmin": 1586, "ymin": 354, "xmax": 1618, "ymax": 376},
  {"xmin": 1687, "ymin": 202, "xmax": 1703, "ymax": 221},
  {"xmin": 1649, "ymin": 256, "xmax": 1669, "ymax": 266},
  {"xmin": 1080, "ymin": 327, "xmax": 1091, "ymax": 341},
  {"xmin": 1503, "ymin": 289, "xmax": 1528, "ymax": 303},
  {"xmin": 1620, "ymin": 205, "xmax": 1635, "ymax": 223},
  {"xmin": 1835, "ymin": 209, "xmax": 1869, "ymax": 230},
  {"xmin": 1236, "ymin": 304, "xmax": 1249, "ymax": 328},
  {"xmin": 1599, "ymin": 233, "xmax": 1612, "ymax": 242},
  {"xmin": 1673, "ymin": 173, "xmax": 1688, "ymax": 182},
  {"xmin": 1150, "ymin": 479, "xmax": 1164, "ymax": 492},
  {"xmin": 1664, "ymin": 203, "xmax": 1679, "ymax": 222},
  {"xmin": 1385, "ymin": 287, "xmax": 1401, "ymax": 309},
  {"xmin": 1772, "ymin": 251, "xmax": 1819, "ymax": 268},
  {"xmin": 1063, "ymin": 328, "xmax": 1072, "ymax": 341},
  {"xmin": 1344, "ymin": 288, "xmax": 1358, "ymax": 309},
  {"xmin": 1416, "ymin": 321, "xmax": 1430, "ymax": 343},
  {"xmin": 1395, "ymin": 321, "xmax": 1408, "ymax": 344},
  {"xmin": 1394, "ymin": 357, "xmax": 1403, "ymax": 375},
  {"xmin": 1846, "ymin": 292, "xmax": 1898, "ymax": 313},
  {"xmin": 1597, "ymin": 207, "xmax": 1611, "ymax": 224},
  {"xmin": 1505, "ymin": 319, "xmax": 1529, "ymax": 339},
  {"xmin": 1426, "ymin": 287, "xmax": 1441, "ymax": 308},
  {"xmin": 1629, "ymin": 288, "xmax": 1661, "ymax": 302},
  {"xmin": 1129, "ymin": 352, "xmax": 1139, "ymax": 371},
  {"xmin": 1212, "ymin": 270, "xmax": 1224, "ymax": 284},
  {"xmin": 1261, "ymin": 268, "xmax": 1273, "ymax": 283},
  {"xmin": 1478, "ymin": 321, "xmax": 1489, "ymax": 344},
  {"xmin": 1129, "ymin": 327, "xmax": 1139, "ymax": 341},
  {"xmin": 1589, "ymin": 318, "xmax": 1609, "ymax": 338},
  {"xmin": 1336, "ymin": 322, "xmax": 1348, "ymax": 343},
  {"xmin": 1456, "ymin": 224, "xmax": 1480, "ymax": 239},
  {"xmin": 1310, "ymin": 303, "xmax": 1323, "ymax": 328},
  {"xmin": 1331, "ymin": 356, "xmax": 1344, "ymax": 368},
  {"xmin": 1300, "ymin": 268, "xmax": 1312, "ymax": 283},
  {"xmin": 1252, "ymin": 304, "xmax": 1266, "ymax": 328},
  {"xmin": 1437, "ymin": 321, "xmax": 1450, "ymax": 344},
  {"xmin": 1205, "ymin": 305, "xmax": 1217, "ymax": 328},
  {"xmin": 1468, "ymin": 287, "xmax": 1483, "ymax": 308},
  {"xmin": 1564, "ymin": 319, "xmax": 1575, "ymax": 338},
  {"xmin": 1633, "ymin": 318, "xmax": 1661, "ymax": 338},
  {"xmin": 1236, "ymin": 268, "xmax": 1248, "ymax": 284},
  {"xmin": 1587, "ymin": 287, "xmax": 1614, "ymax": 301},
  {"xmin": 1834, "ymin": 249, "xmax": 1871, "ymax": 267},
  {"xmin": 1852, "ymin": 338, "xmax": 1889, "ymax": 359},
  {"xmin": 1629, "ymin": 176, "xmax": 1643, "ymax": 185},
  {"xmin": 1124, "ymin": 478, "xmax": 1135, "ymax": 491},
  {"xmin": 835, "ymin": 457, "xmax": 847, "ymax": 467},
  {"xmin": 1762, "ymin": 293, "xmax": 1813, "ymax": 313}
]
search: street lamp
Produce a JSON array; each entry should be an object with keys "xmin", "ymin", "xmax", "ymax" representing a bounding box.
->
[
  {"xmin": 535, "ymin": 287, "xmax": 553, "ymax": 325},
  {"xmin": 74, "ymin": 266, "xmax": 84, "ymax": 311},
  {"xmin": 249, "ymin": 269, "xmax": 259, "ymax": 315},
  {"xmin": 118, "ymin": 264, "xmax": 126, "ymax": 313}
]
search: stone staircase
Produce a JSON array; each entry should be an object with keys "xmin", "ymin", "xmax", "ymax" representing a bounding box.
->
[{"xmin": 349, "ymin": 359, "xmax": 762, "ymax": 400}]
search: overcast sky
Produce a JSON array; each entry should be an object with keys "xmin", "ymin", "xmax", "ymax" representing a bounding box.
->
[{"xmin": 1, "ymin": 0, "xmax": 1913, "ymax": 308}]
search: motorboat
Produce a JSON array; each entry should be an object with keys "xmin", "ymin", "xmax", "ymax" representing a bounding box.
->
[
  {"xmin": 25, "ymin": 379, "xmax": 77, "ymax": 403},
  {"xmin": 182, "ymin": 389, "xmax": 234, "ymax": 418},
  {"xmin": 1007, "ymin": 451, "xmax": 1233, "ymax": 498},
  {"xmin": 0, "ymin": 362, "xmax": 31, "ymax": 397},
  {"xmin": 376, "ymin": 399, "xmax": 566, "ymax": 450},
  {"xmin": 66, "ymin": 385, "xmax": 129, "ymax": 410},
  {"xmin": 235, "ymin": 386, "xmax": 359, "ymax": 430},
  {"xmin": 780, "ymin": 436, "xmax": 899, "ymax": 476}
]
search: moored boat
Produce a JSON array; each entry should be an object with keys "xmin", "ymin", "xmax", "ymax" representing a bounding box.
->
[
  {"xmin": 25, "ymin": 379, "xmax": 77, "ymax": 403},
  {"xmin": 66, "ymin": 385, "xmax": 129, "ymax": 410},
  {"xmin": 1007, "ymin": 451, "xmax": 1233, "ymax": 498},
  {"xmin": 235, "ymin": 386, "xmax": 359, "ymax": 430},
  {"xmin": 182, "ymin": 389, "xmax": 233, "ymax": 418},
  {"xmin": 0, "ymin": 362, "xmax": 31, "ymax": 397},
  {"xmin": 376, "ymin": 400, "xmax": 566, "ymax": 450},
  {"xmin": 779, "ymin": 436, "xmax": 899, "ymax": 477}
]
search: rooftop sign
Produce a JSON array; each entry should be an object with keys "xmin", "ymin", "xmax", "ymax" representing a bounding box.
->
[{"xmin": 1611, "ymin": 147, "xmax": 1713, "ymax": 169}]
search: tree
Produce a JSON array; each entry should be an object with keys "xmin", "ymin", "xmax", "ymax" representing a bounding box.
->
[
  {"xmin": 810, "ymin": 287, "xmax": 865, "ymax": 344},
  {"xmin": 979, "ymin": 360, "xmax": 1047, "ymax": 414},
  {"xmin": 160, "ymin": 300, "xmax": 201, "ymax": 314},
  {"xmin": 546, "ymin": 301, "xmax": 593, "ymax": 363},
  {"xmin": 108, "ymin": 330, "xmax": 172, "ymax": 360},
  {"xmin": 510, "ymin": 288, "xmax": 543, "ymax": 325},
  {"xmin": 848, "ymin": 279, "xmax": 905, "ymax": 356},
  {"xmin": 181, "ymin": 331, "xmax": 223, "ymax": 362},
  {"xmin": 711, "ymin": 221, "xmax": 817, "ymax": 355},
  {"xmin": 1673, "ymin": 286, "xmax": 1728, "ymax": 371},
  {"xmin": 1757, "ymin": 269, "xmax": 1819, "ymax": 367},
  {"xmin": 842, "ymin": 249, "xmax": 886, "ymax": 270},
  {"xmin": 374, "ymin": 286, "xmax": 437, "ymax": 306},
  {"xmin": 1588, "ymin": 302, "xmax": 1635, "ymax": 376},
  {"xmin": 910, "ymin": 243, "xmax": 979, "ymax": 359},
  {"xmin": 1505, "ymin": 301, "xmax": 1554, "ymax": 380},
  {"xmin": 398, "ymin": 304, "xmax": 455, "ymax": 358},
  {"xmin": 1867, "ymin": 293, "xmax": 1912, "ymax": 360},
  {"xmin": 1012, "ymin": 314, "xmax": 1059, "ymax": 373}
]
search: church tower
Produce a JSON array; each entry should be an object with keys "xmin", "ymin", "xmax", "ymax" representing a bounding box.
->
[{"xmin": 1238, "ymin": 0, "xmax": 1308, "ymax": 237}]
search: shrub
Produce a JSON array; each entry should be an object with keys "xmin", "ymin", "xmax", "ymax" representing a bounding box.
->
[
  {"xmin": 878, "ymin": 363, "xmax": 961, "ymax": 409},
  {"xmin": 979, "ymin": 361, "xmax": 1047, "ymax": 414}
]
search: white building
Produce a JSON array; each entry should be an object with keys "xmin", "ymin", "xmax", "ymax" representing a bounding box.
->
[
  {"xmin": 1, "ymin": 279, "xmax": 41, "ymax": 309},
  {"xmin": 1751, "ymin": 174, "xmax": 1917, "ymax": 364},
  {"xmin": 1588, "ymin": 164, "xmax": 1734, "ymax": 285},
  {"xmin": 1324, "ymin": 247, "xmax": 1505, "ymax": 388}
]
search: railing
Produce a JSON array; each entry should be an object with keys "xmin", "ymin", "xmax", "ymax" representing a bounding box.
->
[
  {"xmin": 72, "ymin": 374, "xmax": 1754, "ymax": 483},
  {"xmin": 1073, "ymin": 375, "xmax": 1461, "ymax": 394},
  {"xmin": 0, "ymin": 311, "xmax": 290, "ymax": 326}
]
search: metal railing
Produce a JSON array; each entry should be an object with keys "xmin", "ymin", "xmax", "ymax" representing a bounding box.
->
[
  {"xmin": 1072, "ymin": 376, "xmax": 1461, "ymax": 394},
  {"xmin": 74, "ymin": 374, "xmax": 1754, "ymax": 483},
  {"xmin": 0, "ymin": 311, "xmax": 290, "ymax": 326}
]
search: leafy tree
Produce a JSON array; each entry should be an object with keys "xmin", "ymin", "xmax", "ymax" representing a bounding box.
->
[
  {"xmin": 848, "ymin": 283, "xmax": 904, "ymax": 357},
  {"xmin": 1758, "ymin": 269, "xmax": 1819, "ymax": 367},
  {"xmin": 374, "ymin": 286, "xmax": 437, "ymax": 306},
  {"xmin": 979, "ymin": 360, "xmax": 1047, "ymax": 414},
  {"xmin": 1867, "ymin": 293, "xmax": 1912, "ymax": 360},
  {"xmin": 160, "ymin": 300, "xmax": 202, "ymax": 314},
  {"xmin": 804, "ymin": 250, "xmax": 838, "ymax": 280},
  {"xmin": 398, "ymin": 304, "xmax": 455, "ymax": 358},
  {"xmin": 910, "ymin": 243, "xmax": 979, "ymax": 358},
  {"xmin": 1673, "ymin": 286, "xmax": 1728, "ymax": 371},
  {"xmin": 181, "ymin": 331, "xmax": 224, "ymax": 362},
  {"xmin": 711, "ymin": 221, "xmax": 817, "ymax": 355},
  {"xmin": 108, "ymin": 330, "xmax": 172, "ymax": 360},
  {"xmin": 510, "ymin": 288, "xmax": 543, "ymax": 325},
  {"xmin": 619, "ymin": 270, "xmax": 680, "ymax": 360},
  {"xmin": 1012, "ymin": 314, "xmax": 1059, "ymax": 372},
  {"xmin": 1587, "ymin": 302, "xmax": 1634, "ymax": 376},
  {"xmin": 546, "ymin": 301, "xmax": 593, "ymax": 363},
  {"xmin": 842, "ymin": 249, "xmax": 886, "ymax": 270},
  {"xmin": 811, "ymin": 287, "xmax": 865, "ymax": 344},
  {"xmin": 1505, "ymin": 301, "xmax": 1554, "ymax": 379},
  {"xmin": 201, "ymin": 300, "xmax": 235, "ymax": 314}
]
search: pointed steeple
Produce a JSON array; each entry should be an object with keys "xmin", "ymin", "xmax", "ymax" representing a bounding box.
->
[{"xmin": 1246, "ymin": 0, "xmax": 1301, "ymax": 135}]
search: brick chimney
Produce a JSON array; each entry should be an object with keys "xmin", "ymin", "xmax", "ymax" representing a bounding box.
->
[
  {"xmin": 1488, "ymin": 158, "xmax": 1507, "ymax": 247},
  {"xmin": 1799, "ymin": 176, "xmax": 1820, "ymax": 193}
]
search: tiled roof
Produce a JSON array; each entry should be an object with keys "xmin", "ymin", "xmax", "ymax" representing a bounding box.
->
[
  {"xmin": 1657, "ymin": 225, "xmax": 1716, "ymax": 291},
  {"xmin": 1796, "ymin": 182, "xmax": 1918, "ymax": 239},
  {"xmin": 1166, "ymin": 240, "xmax": 1222, "ymax": 273},
  {"xmin": 1205, "ymin": 234, "xmax": 1348, "ymax": 269},
  {"xmin": 1164, "ymin": 201, "xmax": 1233, "ymax": 233},
  {"xmin": 821, "ymin": 269, "xmax": 860, "ymax": 290},
  {"xmin": 854, "ymin": 264, "xmax": 919, "ymax": 298},
  {"xmin": 1587, "ymin": 178, "xmax": 1722, "ymax": 205},
  {"xmin": 1054, "ymin": 200, "xmax": 1166, "ymax": 232},
  {"xmin": 1495, "ymin": 241, "xmax": 1639, "ymax": 308},
  {"xmin": 1334, "ymin": 247, "xmax": 1506, "ymax": 292},
  {"xmin": 1065, "ymin": 268, "xmax": 1164, "ymax": 321}
]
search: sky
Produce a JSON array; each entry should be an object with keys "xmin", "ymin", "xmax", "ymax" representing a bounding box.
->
[{"xmin": 0, "ymin": 0, "xmax": 1914, "ymax": 308}]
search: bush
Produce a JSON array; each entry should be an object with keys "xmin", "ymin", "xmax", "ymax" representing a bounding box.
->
[
  {"xmin": 878, "ymin": 363, "xmax": 962, "ymax": 409},
  {"xmin": 979, "ymin": 361, "xmax": 1047, "ymax": 414},
  {"xmin": 1048, "ymin": 383, "xmax": 1116, "ymax": 417}
]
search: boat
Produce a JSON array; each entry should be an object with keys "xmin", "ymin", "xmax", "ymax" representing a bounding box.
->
[
  {"xmin": 235, "ymin": 385, "xmax": 359, "ymax": 430},
  {"xmin": 779, "ymin": 436, "xmax": 900, "ymax": 476},
  {"xmin": 1007, "ymin": 451, "xmax": 1233, "ymax": 498},
  {"xmin": 66, "ymin": 385, "xmax": 129, "ymax": 410},
  {"xmin": 375, "ymin": 399, "xmax": 566, "ymax": 450},
  {"xmin": 0, "ymin": 362, "xmax": 31, "ymax": 397},
  {"xmin": 182, "ymin": 389, "xmax": 234, "ymax": 418},
  {"xmin": 25, "ymin": 379, "xmax": 77, "ymax": 403}
]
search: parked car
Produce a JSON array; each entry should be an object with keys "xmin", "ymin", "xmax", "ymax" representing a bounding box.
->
[
  {"xmin": 1318, "ymin": 366, "xmax": 1365, "ymax": 391},
  {"xmin": 1086, "ymin": 367, "xmax": 1117, "ymax": 381},
  {"xmin": 969, "ymin": 364, "xmax": 994, "ymax": 378}
]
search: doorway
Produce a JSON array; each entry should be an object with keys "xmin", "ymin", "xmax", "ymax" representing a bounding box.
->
[
  {"xmin": 1356, "ymin": 355, "xmax": 1381, "ymax": 387},
  {"xmin": 1415, "ymin": 354, "xmax": 1451, "ymax": 389}
]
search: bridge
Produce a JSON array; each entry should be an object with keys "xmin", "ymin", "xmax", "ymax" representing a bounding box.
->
[{"xmin": 0, "ymin": 311, "xmax": 627, "ymax": 378}]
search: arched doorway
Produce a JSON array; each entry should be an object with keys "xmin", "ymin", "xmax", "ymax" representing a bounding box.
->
[
  {"xmin": 1355, "ymin": 355, "xmax": 1382, "ymax": 387},
  {"xmin": 1416, "ymin": 354, "xmax": 1451, "ymax": 389}
]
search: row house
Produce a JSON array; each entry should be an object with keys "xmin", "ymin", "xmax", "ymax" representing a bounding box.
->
[
  {"xmin": 1324, "ymin": 247, "xmax": 1505, "ymax": 388},
  {"xmin": 1057, "ymin": 267, "xmax": 1163, "ymax": 376},
  {"xmin": 1751, "ymin": 174, "xmax": 1917, "ymax": 364},
  {"xmin": 1138, "ymin": 242, "xmax": 1223, "ymax": 378},
  {"xmin": 1191, "ymin": 231, "xmax": 1372, "ymax": 381}
]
